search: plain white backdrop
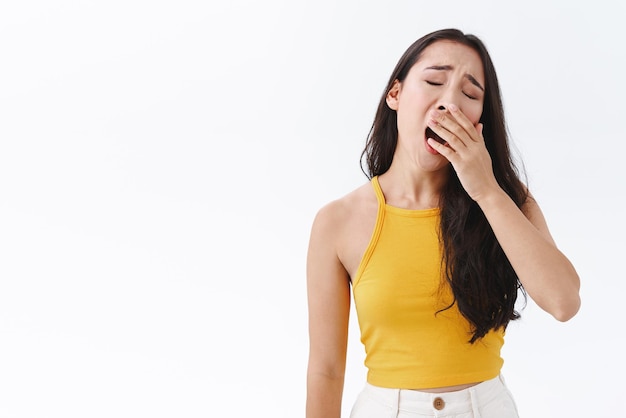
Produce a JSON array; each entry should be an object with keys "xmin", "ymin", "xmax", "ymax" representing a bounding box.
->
[{"xmin": 1, "ymin": 1, "xmax": 625, "ymax": 417}]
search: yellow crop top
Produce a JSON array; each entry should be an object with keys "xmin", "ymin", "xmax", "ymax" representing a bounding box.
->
[{"xmin": 352, "ymin": 176, "xmax": 504, "ymax": 389}]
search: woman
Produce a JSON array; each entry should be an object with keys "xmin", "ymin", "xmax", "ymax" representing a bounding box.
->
[{"xmin": 305, "ymin": 29, "xmax": 581, "ymax": 417}]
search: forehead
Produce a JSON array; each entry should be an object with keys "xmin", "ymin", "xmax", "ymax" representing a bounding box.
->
[{"xmin": 413, "ymin": 40, "xmax": 485, "ymax": 82}]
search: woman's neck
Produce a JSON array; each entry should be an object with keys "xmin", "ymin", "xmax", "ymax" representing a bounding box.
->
[{"xmin": 377, "ymin": 166, "xmax": 449, "ymax": 210}]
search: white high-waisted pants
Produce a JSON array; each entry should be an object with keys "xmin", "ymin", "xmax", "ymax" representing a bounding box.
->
[{"xmin": 350, "ymin": 375, "xmax": 519, "ymax": 418}]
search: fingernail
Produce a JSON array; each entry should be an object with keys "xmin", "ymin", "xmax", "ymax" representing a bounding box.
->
[{"xmin": 448, "ymin": 104, "xmax": 458, "ymax": 112}]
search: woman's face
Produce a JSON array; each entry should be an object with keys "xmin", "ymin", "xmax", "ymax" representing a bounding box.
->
[{"xmin": 387, "ymin": 40, "xmax": 485, "ymax": 172}]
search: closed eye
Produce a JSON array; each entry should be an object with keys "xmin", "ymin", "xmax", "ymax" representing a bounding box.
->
[
  {"xmin": 463, "ymin": 92, "xmax": 478, "ymax": 100},
  {"xmin": 425, "ymin": 81, "xmax": 443, "ymax": 86}
]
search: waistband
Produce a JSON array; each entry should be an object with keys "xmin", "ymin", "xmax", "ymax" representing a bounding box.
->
[{"xmin": 361, "ymin": 375, "xmax": 509, "ymax": 415}]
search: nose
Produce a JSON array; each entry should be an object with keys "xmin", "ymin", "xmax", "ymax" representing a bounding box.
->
[{"xmin": 436, "ymin": 85, "xmax": 462, "ymax": 111}]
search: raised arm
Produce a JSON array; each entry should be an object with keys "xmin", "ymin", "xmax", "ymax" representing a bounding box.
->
[
  {"xmin": 306, "ymin": 203, "xmax": 352, "ymax": 418},
  {"xmin": 477, "ymin": 191, "xmax": 581, "ymax": 321},
  {"xmin": 426, "ymin": 104, "xmax": 581, "ymax": 321}
]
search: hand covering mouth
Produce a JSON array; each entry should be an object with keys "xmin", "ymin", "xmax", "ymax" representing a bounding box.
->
[{"xmin": 425, "ymin": 127, "xmax": 446, "ymax": 145}]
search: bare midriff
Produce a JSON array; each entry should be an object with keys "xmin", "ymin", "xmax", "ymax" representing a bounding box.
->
[{"xmin": 411, "ymin": 381, "xmax": 481, "ymax": 393}]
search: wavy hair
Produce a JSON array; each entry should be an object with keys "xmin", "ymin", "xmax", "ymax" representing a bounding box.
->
[{"xmin": 360, "ymin": 29, "xmax": 528, "ymax": 342}]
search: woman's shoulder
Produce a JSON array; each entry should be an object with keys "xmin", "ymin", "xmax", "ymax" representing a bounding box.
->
[{"xmin": 311, "ymin": 180, "xmax": 377, "ymax": 231}]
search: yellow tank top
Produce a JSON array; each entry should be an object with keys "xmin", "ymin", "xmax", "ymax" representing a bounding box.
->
[{"xmin": 352, "ymin": 176, "xmax": 504, "ymax": 389}]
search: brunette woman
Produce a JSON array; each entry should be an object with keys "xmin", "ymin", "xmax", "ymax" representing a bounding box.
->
[{"xmin": 305, "ymin": 28, "xmax": 580, "ymax": 418}]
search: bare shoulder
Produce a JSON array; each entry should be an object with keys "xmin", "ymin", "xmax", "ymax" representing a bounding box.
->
[
  {"xmin": 311, "ymin": 181, "xmax": 376, "ymax": 235},
  {"xmin": 309, "ymin": 181, "xmax": 379, "ymax": 279}
]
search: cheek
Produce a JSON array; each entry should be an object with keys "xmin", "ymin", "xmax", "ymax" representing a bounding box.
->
[
  {"xmin": 399, "ymin": 90, "xmax": 429, "ymax": 110},
  {"xmin": 398, "ymin": 82, "xmax": 433, "ymax": 107},
  {"xmin": 465, "ymin": 102, "xmax": 484, "ymax": 125},
  {"xmin": 396, "ymin": 93, "xmax": 430, "ymax": 124}
]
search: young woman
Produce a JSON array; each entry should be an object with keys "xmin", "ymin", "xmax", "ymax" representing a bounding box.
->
[{"xmin": 305, "ymin": 29, "xmax": 581, "ymax": 418}]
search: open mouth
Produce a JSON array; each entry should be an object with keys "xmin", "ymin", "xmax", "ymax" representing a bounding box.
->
[{"xmin": 425, "ymin": 127, "xmax": 446, "ymax": 145}]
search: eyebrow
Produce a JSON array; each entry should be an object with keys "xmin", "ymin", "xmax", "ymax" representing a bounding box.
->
[{"xmin": 424, "ymin": 65, "xmax": 485, "ymax": 92}]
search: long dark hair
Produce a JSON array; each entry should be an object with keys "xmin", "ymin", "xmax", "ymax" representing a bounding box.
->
[{"xmin": 360, "ymin": 29, "xmax": 528, "ymax": 343}]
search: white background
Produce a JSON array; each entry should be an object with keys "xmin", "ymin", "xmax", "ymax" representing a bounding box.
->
[{"xmin": 1, "ymin": 1, "xmax": 625, "ymax": 417}]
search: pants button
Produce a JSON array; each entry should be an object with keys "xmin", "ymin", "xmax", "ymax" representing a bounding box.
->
[{"xmin": 433, "ymin": 397, "xmax": 445, "ymax": 410}]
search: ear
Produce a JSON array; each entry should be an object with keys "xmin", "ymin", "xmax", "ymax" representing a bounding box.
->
[{"xmin": 386, "ymin": 80, "xmax": 401, "ymax": 110}]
